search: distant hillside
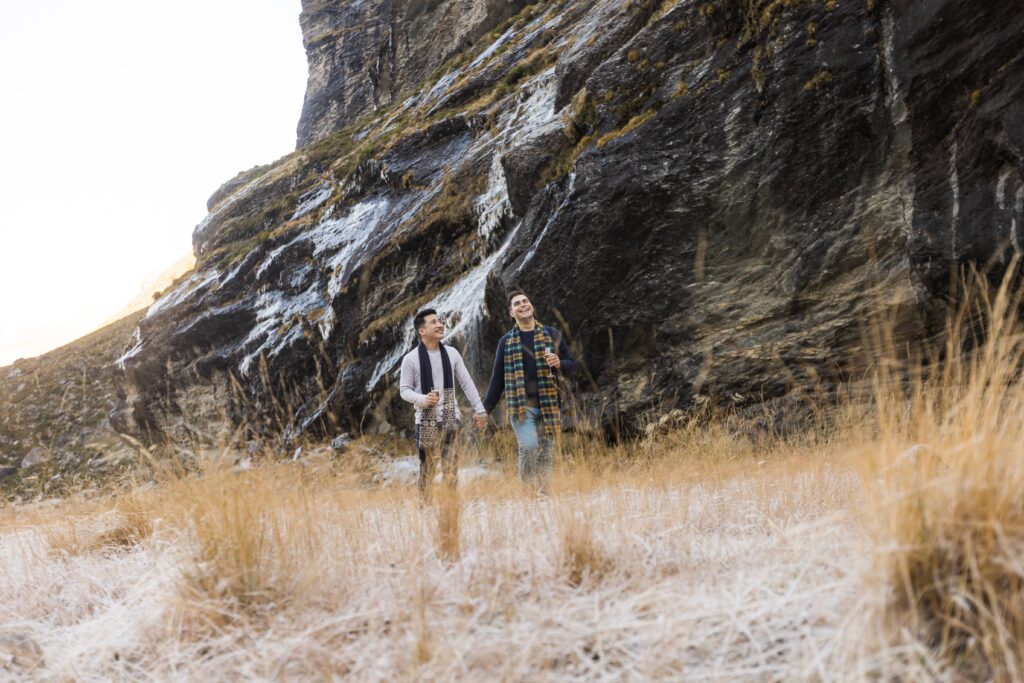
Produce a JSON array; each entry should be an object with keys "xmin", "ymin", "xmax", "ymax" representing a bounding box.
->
[
  {"xmin": 100, "ymin": 252, "xmax": 195, "ymax": 327},
  {"xmin": 0, "ymin": 310, "xmax": 145, "ymax": 498}
]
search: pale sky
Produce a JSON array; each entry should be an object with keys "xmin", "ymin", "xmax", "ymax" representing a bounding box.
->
[{"xmin": 0, "ymin": 0, "xmax": 308, "ymax": 366}]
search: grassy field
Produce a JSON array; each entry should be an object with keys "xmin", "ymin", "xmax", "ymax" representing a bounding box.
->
[
  {"xmin": 0, "ymin": 433, "xmax": 874, "ymax": 681},
  {"xmin": 3, "ymin": 273, "xmax": 1024, "ymax": 680}
]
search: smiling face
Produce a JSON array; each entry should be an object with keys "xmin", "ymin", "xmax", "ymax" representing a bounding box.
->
[
  {"xmin": 509, "ymin": 293, "xmax": 534, "ymax": 325},
  {"xmin": 417, "ymin": 313, "xmax": 445, "ymax": 343}
]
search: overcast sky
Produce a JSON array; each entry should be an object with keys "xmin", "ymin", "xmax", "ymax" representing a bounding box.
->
[{"xmin": 0, "ymin": 0, "xmax": 307, "ymax": 366}]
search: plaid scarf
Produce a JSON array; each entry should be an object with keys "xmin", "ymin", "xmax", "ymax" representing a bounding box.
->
[{"xmin": 504, "ymin": 322, "xmax": 561, "ymax": 436}]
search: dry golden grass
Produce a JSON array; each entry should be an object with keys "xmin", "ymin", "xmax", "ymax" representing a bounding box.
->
[
  {"xmin": 1, "ymin": 424, "xmax": 861, "ymax": 679},
  {"xmin": 861, "ymin": 266, "xmax": 1024, "ymax": 681},
  {"xmin": 6, "ymin": 271, "xmax": 1024, "ymax": 678},
  {"xmin": 558, "ymin": 506, "xmax": 613, "ymax": 587},
  {"xmin": 433, "ymin": 487, "xmax": 463, "ymax": 563}
]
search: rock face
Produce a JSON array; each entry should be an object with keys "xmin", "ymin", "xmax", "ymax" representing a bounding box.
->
[
  {"xmin": 114, "ymin": 0, "xmax": 1024, "ymax": 447},
  {"xmin": 296, "ymin": 0, "xmax": 532, "ymax": 147}
]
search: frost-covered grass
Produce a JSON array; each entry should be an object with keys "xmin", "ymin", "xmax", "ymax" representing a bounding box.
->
[{"xmin": 0, "ymin": 434, "xmax": 929, "ymax": 681}]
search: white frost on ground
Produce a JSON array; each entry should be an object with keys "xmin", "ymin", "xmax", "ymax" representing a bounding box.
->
[
  {"xmin": 0, "ymin": 464, "xmax": 925, "ymax": 681},
  {"xmin": 378, "ymin": 456, "xmax": 499, "ymax": 486}
]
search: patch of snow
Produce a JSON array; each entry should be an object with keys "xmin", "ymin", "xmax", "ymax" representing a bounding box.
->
[
  {"xmin": 220, "ymin": 255, "xmax": 254, "ymax": 289},
  {"xmin": 115, "ymin": 327, "xmax": 143, "ymax": 369},
  {"xmin": 997, "ymin": 166, "xmax": 1010, "ymax": 211},
  {"xmin": 468, "ymin": 25, "xmax": 517, "ymax": 69},
  {"xmin": 291, "ymin": 183, "xmax": 334, "ymax": 220},
  {"xmin": 948, "ymin": 138, "xmax": 959, "ymax": 258},
  {"xmin": 722, "ymin": 100, "xmax": 744, "ymax": 178},
  {"xmin": 366, "ymin": 338, "xmax": 414, "ymax": 393},
  {"xmin": 310, "ymin": 196, "xmax": 393, "ymax": 299},
  {"xmin": 238, "ymin": 282, "xmax": 332, "ymax": 376},
  {"xmin": 146, "ymin": 270, "xmax": 219, "ymax": 320},
  {"xmin": 193, "ymin": 178, "xmax": 263, "ymax": 246},
  {"xmin": 475, "ymin": 153, "xmax": 512, "ymax": 240},
  {"xmin": 255, "ymin": 238, "xmax": 302, "ymax": 281},
  {"xmin": 420, "ymin": 71, "xmax": 460, "ymax": 109},
  {"xmin": 499, "ymin": 69, "xmax": 560, "ymax": 149},
  {"xmin": 688, "ymin": 54, "xmax": 717, "ymax": 85},
  {"xmin": 1015, "ymin": 185, "xmax": 1024, "ymax": 255}
]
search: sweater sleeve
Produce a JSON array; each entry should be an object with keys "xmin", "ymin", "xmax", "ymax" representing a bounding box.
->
[
  {"xmin": 399, "ymin": 354, "xmax": 428, "ymax": 408},
  {"xmin": 482, "ymin": 336, "xmax": 507, "ymax": 413},
  {"xmin": 451, "ymin": 349, "xmax": 486, "ymax": 414},
  {"xmin": 553, "ymin": 327, "xmax": 578, "ymax": 376}
]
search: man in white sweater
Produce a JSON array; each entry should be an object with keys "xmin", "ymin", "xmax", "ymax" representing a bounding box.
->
[{"xmin": 399, "ymin": 308, "xmax": 487, "ymax": 498}]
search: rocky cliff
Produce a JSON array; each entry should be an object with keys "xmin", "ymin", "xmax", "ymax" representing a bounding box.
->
[
  {"xmin": 112, "ymin": 0, "xmax": 1024, "ymax": 449},
  {"xmin": 297, "ymin": 0, "xmax": 533, "ymax": 147}
]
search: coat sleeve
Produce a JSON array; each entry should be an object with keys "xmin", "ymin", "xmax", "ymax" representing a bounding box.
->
[{"xmin": 482, "ymin": 336, "xmax": 507, "ymax": 413}]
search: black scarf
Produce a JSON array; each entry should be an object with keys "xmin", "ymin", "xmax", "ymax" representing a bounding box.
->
[{"xmin": 417, "ymin": 341, "xmax": 454, "ymax": 394}]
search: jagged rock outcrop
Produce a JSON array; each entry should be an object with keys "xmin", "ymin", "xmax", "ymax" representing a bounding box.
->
[
  {"xmin": 114, "ymin": 0, "xmax": 1024, "ymax": 447},
  {"xmin": 297, "ymin": 0, "xmax": 533, "ymax": 147}
]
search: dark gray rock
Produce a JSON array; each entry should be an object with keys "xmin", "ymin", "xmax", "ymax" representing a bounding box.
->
[
  {"xmin": 113, "ymin": 0, "xmax": 1024, "ymax": 447},
  {"xmin": 296, "ymin": 0, "xmax": 532, "ymax": 147},
  {"xmin": 501, "ymin": 127, "xmax": 565, "ymax": 216}
]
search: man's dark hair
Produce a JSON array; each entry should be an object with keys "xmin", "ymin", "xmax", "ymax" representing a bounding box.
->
[
  {"xmin": 413, "ymin": 308, "xmax": 437, "ymax": 332},
  {"xmin": 507, "ymin": 289, "xmax": 529, "ymax": 307}
]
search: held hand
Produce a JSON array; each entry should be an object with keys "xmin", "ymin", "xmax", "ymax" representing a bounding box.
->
[
  {"xmin": 544, "ymin": 352, "xmax": 561, "ymax": 369},
  {"xmin": 423, "ymin": 390, "xmax": 440, "ymax": 407},
  {"xmin": 473, "ymin": 413, "xmax": 488, "ymax": 430}
]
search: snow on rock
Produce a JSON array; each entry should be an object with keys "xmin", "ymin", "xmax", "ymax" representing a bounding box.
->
[
  {"xmin": 474, "ymin": 153, "xmax": 512, "ymax": 240},
  {"xmin": 146, "ymin": 270, "xmax": 220, "ymax": 321},
  {"xmin": 313, "ymin": 196, "xmax": 393, "ymax": 299},
  {"xmin": 499, "ymin": 68, "xmax": 561, "ymax": 149},
  {"xmin": 291, "ymin": 182, "xmax": 334, "ymax": 220},
  {"xmin": 516, "ymin": 172, "xmax": 575, "ymax": 273},
  {"xmin": 115, "ymin": 327, "xmax": 143, "ymax": 369},
  {"xmin": 467, "ymin": 25, "xmax": 517, "ymax": 69},
  {"xmin": 238, "ymin": 281, "xmax": 332, "ymax": 376}
]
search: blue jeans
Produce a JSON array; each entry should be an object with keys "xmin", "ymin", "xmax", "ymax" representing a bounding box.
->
[{"xmin": 510, "ymin": 407, "xmax": 553, "ymax": 492}]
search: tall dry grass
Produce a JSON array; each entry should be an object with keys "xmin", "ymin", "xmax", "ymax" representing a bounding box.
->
[
  {"xmin": 1, "ymin": 419, "xmax": 859, "ymax": 679},
  {"xmin": 10, "ymin": 269, "xmax": 1024, "ymax": 678},
  {"xmin": 863, "ymin": 265, "xmax": 1024, "ymax": 680},
  {"xmin": 173, "ymin": 465, "xmax": 324, "ymax": 632}
]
